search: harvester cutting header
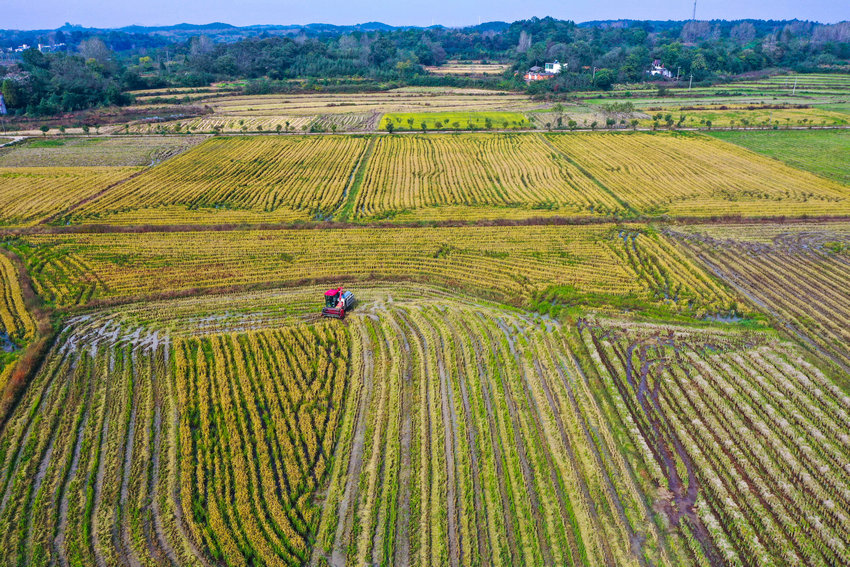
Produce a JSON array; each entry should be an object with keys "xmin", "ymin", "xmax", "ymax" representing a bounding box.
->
[{"xmin": 322, "ymin": 287, "xmax": 355, "ymax": 319}]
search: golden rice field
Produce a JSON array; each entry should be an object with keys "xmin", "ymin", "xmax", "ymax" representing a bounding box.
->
[
  {"xmin": 3, "ymin": 120, "xmax": 850, "ymax": 567},
  {"xmin": 424, "ymin": 62, "xmax": 511, "ymax": 75},
  {"xmin": 354, "ymin": 134, "xmax": 622, "ymax": 218},
  {"xmin": 63, "ymin": 132, "xmax": 850, "ymax": 225},
  {"xmin": 8, "ymin": 224, "xmax": 648, "ymax": 307},
  {"xmin": 0, "ymin": 254, "xmax": 34, "ymax": 343},
  {"xmin": 0, "ymin": 136, "xmax": 202, "ymax": 167},
  {"xmin": 546, "ymin": 132, "xmax": 850, "ymax": 217},
  {"xmin": 0, "ymin": 167, "xmax": 140, "ymax": 226},
  {"xmin": 0, "ymin": 308, "xmax": 348, "ymax": 567},
  {"xmin": 74, "ymin": 136, "xmax": 370, "ymax": 223},
  {"xmin": 1, "ymin": 280, "xmax": 848, "ymax": 566},
  {"xmin": 0, "ymin": 253, "xmax": 35, "ymax": 393},
  {"xmin": 670, "ymin": 222, "xmax": 850, "ymax": 372}
]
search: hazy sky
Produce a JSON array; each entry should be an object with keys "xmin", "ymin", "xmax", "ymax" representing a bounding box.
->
[{"xmin": 2, "ymin": 0, "xmax": 846, "ymax": 30}]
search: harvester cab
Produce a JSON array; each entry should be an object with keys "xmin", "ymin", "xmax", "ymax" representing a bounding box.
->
[{"xmin": 322, "ymin": 288, "xmax": 355, "ymax": 319}]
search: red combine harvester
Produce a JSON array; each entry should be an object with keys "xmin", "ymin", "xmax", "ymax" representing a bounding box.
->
[{"xmin": 322, "ymin": 288, "xmax": 355, "ymax": 319}]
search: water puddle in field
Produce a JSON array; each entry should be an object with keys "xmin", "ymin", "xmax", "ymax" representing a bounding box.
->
[{"xmin": 1, "ymin": 332, "xmax": 19, "ymax": 353}]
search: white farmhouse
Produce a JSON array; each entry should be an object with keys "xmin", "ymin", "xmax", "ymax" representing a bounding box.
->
[
  {"xmin": 545, "ymin": 60, "xmax": 563, "ymax": 74},
  {"xmin": 648, "ymin": 59, "xmax": 673, "ymax": 79}
]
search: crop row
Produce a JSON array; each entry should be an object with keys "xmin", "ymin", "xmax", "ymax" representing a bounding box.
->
[
  {"xmin": 0, "ymin": 253, "xmax": 34, "ymax": 343},
  {"xmin": 8, "ymin": 224, "xmax": 645, "ymax": 307},
  {"xmin": 354, "ymin": 133, "xmax": 620, "ymax": 217},
  {"xmin": 53, "ymin": 131, "xmax": 850, "ymax": 226},
  {"xmin": 671, "ymin": 227, "xmax": 850, "ymax": 371},
  {"xmin": 0, "ymin": 317, "xmax": 349, "ymax": 566},
  {"xmin": 313, "ymin": 300, "xmax": 679, "ymax": 566},
  {"xmin": 545, "ymin": 132, "xmax": 850, "ymax": 217},
  {"xmin": 77, "ymin": 136, "xmax": 370, "ymax": 222},
  {"xmin": 577, "ymin": 318, "xmax": 850, "ymax": 565},
  {"xmin": 0, "ymin": 167, "xmax": 140, "ymax": 226}
]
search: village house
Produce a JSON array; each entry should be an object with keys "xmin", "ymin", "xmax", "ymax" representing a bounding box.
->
[
  {"xmin": 524, "ymin": 60, "xmax": 565, "ymax": 82},
  {"xmin": 648, "ymin": 59, "xmax": 673, "ymax": 79}
]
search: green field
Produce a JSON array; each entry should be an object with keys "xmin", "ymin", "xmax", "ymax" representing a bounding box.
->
[
  {"xmin": 707, "ymin": 129, "xmax": 850, "ymax": 185},
  {"xmin": 381, "ymin": 111, "xmax": 530, "ymax": 130}
]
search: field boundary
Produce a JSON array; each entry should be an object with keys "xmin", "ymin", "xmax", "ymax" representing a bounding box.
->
[
  {"xmin": 5, "ymin": 212, "xmax": 850, "ymax": 237},
  {"xmin": 537, "ymin": 133, "xmax": 639, "ymax": 216},
  {"xmin": 37, "ymin": 167, "xmax": 150, "ymax": 226},
  {"xmin": 336, "ymin": 135, "xmax": 376, "ymax": 221}
]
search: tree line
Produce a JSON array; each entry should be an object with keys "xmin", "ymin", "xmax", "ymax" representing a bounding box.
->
[{"xmin": 1, "ymin": 16, "xmax": 848, "ymax": 116}]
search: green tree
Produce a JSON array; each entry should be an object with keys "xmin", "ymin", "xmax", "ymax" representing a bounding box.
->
[
  {"xmin": 592, "ymin": 68, "xmax": 615, "ymax": 90},
  {"xmin": 40, "ymin": 125, "xmax": 49, "ymax": 136},
  {"xmin": 385, "ymin": 119, "xmax": 395, "ymax": 133}
]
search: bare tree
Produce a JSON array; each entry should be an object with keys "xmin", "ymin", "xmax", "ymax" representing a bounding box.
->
[
  {"xmin": 517, "ymin": 31, "xmax": 532, "ymax": 53},
  {"xmin": 730, "ymin": 22, "xmax": 756, "ymax": 45},
  {"xmin": 78, "ymin": 38, "xmax": 111, "ymax": 63}
]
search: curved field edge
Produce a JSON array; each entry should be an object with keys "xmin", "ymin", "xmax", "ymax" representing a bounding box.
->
[{"xmin": 0, "ymin": 284, "xmax": 847, "ymax": 566}]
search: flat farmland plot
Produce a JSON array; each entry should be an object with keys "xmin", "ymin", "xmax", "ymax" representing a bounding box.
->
[
  {"xmin": 0, "ymin": 136, "xmax": 203, "ymax": 167},
  {"xmin": 0, "ymin": 166, "xmax": 141, "ymax": 226},
  {"xmin": 381, "ymin": 111, "xmax": 529, "ymax": 130},
  {"xmin": 0, "ymin": 313, "xmax": 349, "ymax": 567},
  {"xmin": 9, "ymin": 225, "xmax": 644, "ymax": 306},
  {"xmin": 0, "ymin": 287, "xmax": 675, "ymax": 567},
  {"xmin": 707, "ymin": 129, "xmax": 850, "ymax": 185},
  {"xmin": 577, "ymin": 317, "xmax": 850, "ymax": 565},
  {"xmin": 73, "ymin": 136, "xmax": 370, "ymax": 223},
  {"xmin": 355, "ymin": 134, "xmax": 622, "ymax": 218},
  {"xmin": 669, "ymin": 223, "xmax": 850, "ymax": 373},
  {"xmin": 546, "ymin": 132, "xmax": 850, "ymax": 217},
  {"xmin": 2, "ymin": 283, "xmax": 847, "ymax": 566}
]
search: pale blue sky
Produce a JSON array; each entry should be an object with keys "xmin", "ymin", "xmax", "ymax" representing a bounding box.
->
[{"xmin": 2, "ymin": 0, "xmax": 846, "ymax": 30}]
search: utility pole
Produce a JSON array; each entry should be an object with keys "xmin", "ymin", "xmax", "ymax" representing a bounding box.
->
[
  {"xmin": 792, "ymin": 76, "xmax": 797, "ymax": 96},
  {"xmin": 592, "ymin": 67, "xmax": 597, "ymax": 80},
  {"xmin": 689, "ymin": 73, "xmax": 693, "ymax": 90},
  {"xmin": 692, "ymin": 0, "xmax": 697, "ymax": 20},
  {"xmin": 676, "ymin": 66, "xmax": 681, "ymax": 81}
]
